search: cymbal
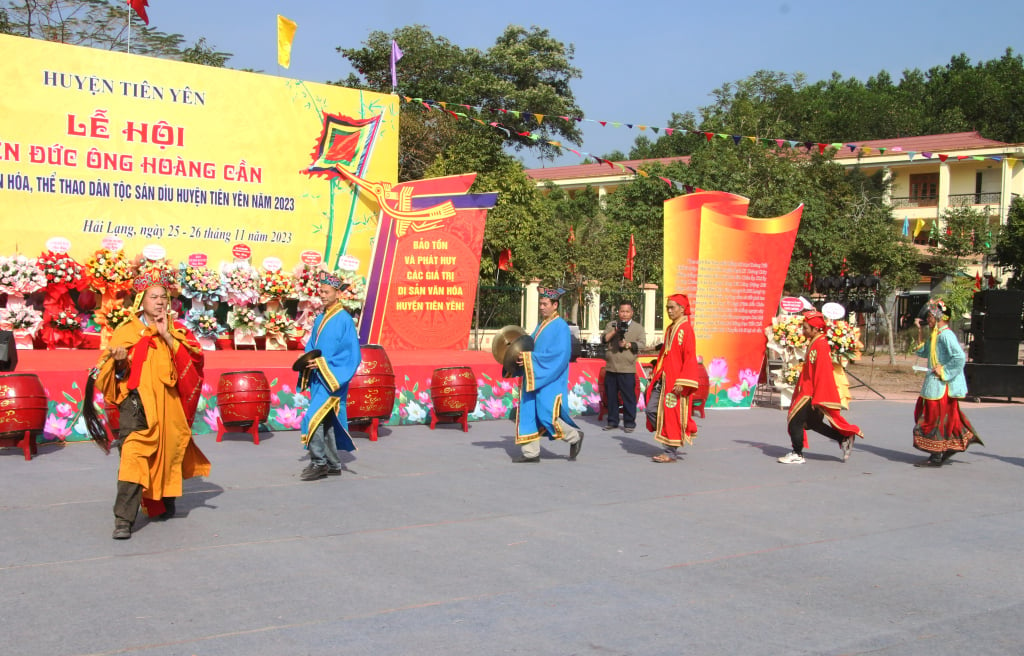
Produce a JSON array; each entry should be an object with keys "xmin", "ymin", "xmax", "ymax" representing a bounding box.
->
[
  {"xmin": 491, "ymin": 325, "xmax": 534, "ymax": 378},
  {"xmin": 292, "ymin": 349, "xmax": 322, "ymax": 372}
]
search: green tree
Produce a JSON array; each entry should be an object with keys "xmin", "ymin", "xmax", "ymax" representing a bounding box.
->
[
  {"xmin": 0, "ymin": 7, "xmax": 12, "ymax": 33},
  {"xmin": 2, "ymin": 0, "xmax": 232, "ymax": 65},
  {"xmin": 930, "ymin": 206, "xmax": 993, "ymax": 318},
  {"xmin": 336, "ymin": 24, "xmax": 583, "ymax": 181},
  {"xmin": 994, "ymin": 197, "xmax": 1024, "ymax": 289}
]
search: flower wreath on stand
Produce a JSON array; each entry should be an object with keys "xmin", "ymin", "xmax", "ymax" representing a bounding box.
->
[
  {"xmin": 97, "ymin": 303, "xmax": 134, "ymax": 332},
  {"xmin": 227, "ymin": 304, "xmax": 262, "ymax": 348},
  {"xmin": 86, "ymin": 248, "xmax": 135, "ymax": 347},
  {"xmin": 221, "ymin": 262, "xmax": 260, "ymax": 307},
  {"xmin": 263, "ymin": 310, "xmax": 300, "ymax": 350},
  {"xmin": 37, "ymin": 250, "xmax": 87, "ymax": 349},
  {"xmin": 0, "ymin": 254, "xmax": 47, "ymax": 304},
  {"xmin": 258, "ymin": 268, "xmax": 295, "ymax": 311},
  {"xmin": 292, "ymin": 262, "xmax": 325, "ymax": 341},
  {"xmin": 184, "ymin": 307, "xmax": 224, "ymax": 350},
  {"xmin": 179, "ymin": 262, "xmax": 224, "ymax": 311},
  {"xmin": 825, "ymin": 319, "xmax": 863, "ymax": 367}
]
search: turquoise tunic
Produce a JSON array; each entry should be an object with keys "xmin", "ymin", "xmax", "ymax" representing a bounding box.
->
[
  {"xmin": 298, "ymin": 304, "xmax": 361, "ymax": 451},
  {"xmin": 515, "ymin": 314, "xmax": 580, "ymax": 444},
  {"xmin": 915, "ymin": 326, "xmax": 967, "ymax": 400}
]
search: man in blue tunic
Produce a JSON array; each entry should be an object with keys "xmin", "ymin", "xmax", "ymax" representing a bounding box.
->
[
  {"xmin": 297, "ymin": 272, "xmax": 361, "ymax": 480},
  {"xmin": 514, "ymin": 288, "xmax": 584, "ymax": 463}
]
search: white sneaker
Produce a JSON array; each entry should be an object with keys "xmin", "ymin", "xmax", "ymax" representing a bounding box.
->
[
  {"xmin": 841, "ymin": 437, "xmax": 854, "ymax": 461},
  {"xmin": 778, "ymin": 451, "xmax": 805, "ymax": 464}
]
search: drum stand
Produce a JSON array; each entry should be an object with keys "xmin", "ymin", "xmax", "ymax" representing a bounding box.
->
[
  {"xmin": 216, "ymin": 418, "xmax": 262, "ymax": 444},
  {"xmin": 429, "ymin": 408, "xmax": 469, "ymax": 432},
  {"xmin": 349, "ymin": 419, "xmax": 380, "ymax": 442}
]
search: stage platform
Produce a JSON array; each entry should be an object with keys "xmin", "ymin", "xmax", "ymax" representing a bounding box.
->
[{"xmin": 9, "ymin": 349, "xmax": 606, "ymax": 444}]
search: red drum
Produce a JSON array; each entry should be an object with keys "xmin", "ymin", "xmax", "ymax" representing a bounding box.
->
[
  {"xmin": 430, "ymin": 367, "xmax": 477, "ymax": 416},
  {"xmin": 348, "ymin": 345, "xmax": 397, "ymax": 424},
  {"xmin": 0, "ymin": 373, "xmax": 46, "ymax": 460},
  {"xmin": 216, "ymin": 371, "xmax": 270, "ymax": 443}
]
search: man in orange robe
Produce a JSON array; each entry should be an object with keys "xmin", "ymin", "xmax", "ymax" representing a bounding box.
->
[
  {"xmin": 778, "ymin": 311, "xmax": 862, "ymax": 465},
  {"xmin": 645, "ymin": 293, "xmax": 699, "ymax": 462},
  {"xmin": 94, "ymin": 271, "xmax": 209, "ymax": 539}
]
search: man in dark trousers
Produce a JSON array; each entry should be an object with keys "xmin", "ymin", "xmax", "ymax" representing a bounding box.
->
[{"xmin": 601, "ymin": 300, "xmax": 646, "ymax": 432}]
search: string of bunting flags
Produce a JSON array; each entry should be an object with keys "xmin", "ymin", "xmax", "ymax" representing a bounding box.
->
[{"xmin": 399, "ymin": 95, "xmax": 1021, "ymax": 192}]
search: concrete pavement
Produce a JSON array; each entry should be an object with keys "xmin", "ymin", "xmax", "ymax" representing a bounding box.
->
[{"xmin": 1, "ymin": 399, "xmax": 1022, "ymax": 656}]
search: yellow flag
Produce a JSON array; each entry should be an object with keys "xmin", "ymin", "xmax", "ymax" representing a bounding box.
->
[
  {"xmin": 913, "ymin": 218, "xmax": 925, "ymax": 237},
  {"xmin": 277, "ymin": 15, "xmax": 297, "ymax": 69}
]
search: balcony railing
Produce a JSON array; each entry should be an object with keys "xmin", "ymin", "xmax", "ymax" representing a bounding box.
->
[{"xmin": 890, "ymin": 192, "xmax": 1005, "ymax": 210}]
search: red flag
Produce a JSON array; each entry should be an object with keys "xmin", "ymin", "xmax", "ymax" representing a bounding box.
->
[
  {"xmin": 975, "ymin": 272, "xmax": 982, "ymax": 291},
  {"xmin": 624, "ymin": 234, "xmax": 636, "ymax": 281},
  {"xmin": 568, "ymin": 226, "xmax": 576, "ymax": 245},
  {"xmin": 498, "ymin": 249, "xmax": 512, "ymax": 271},
  {"xmin": 128, "ymin": 0, "xmax": 149, "ymax": 24}
]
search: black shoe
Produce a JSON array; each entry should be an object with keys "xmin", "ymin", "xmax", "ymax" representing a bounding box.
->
[
  {"xmin": 602, "ymin": 425, "xmax": 619, "ymax": 431},
  {"xmin": 301, "ymin": 464, "xmax": 329, "ymax": 480},
  {"xmin": 569, "ymin": 434, "xmax": 584, "ymax": 461},
  {"xmin": 940, "ymin": 450, "xmax": 957, "ymax": 463},
  {"xmin": 914, "ymin": 457, "xmax": 943, "ymax": 468},
  {"xmin": 327, "ymin": 467, "xmax": 342, "ymax": 476},
  {"xmin": 112, "ymin": 519, "xmax": 132, "ymax": 540},
  {"xmin": 513, "ymin": 456, "xmax": 540, "ymax": 463},
  {"xmin": 161, "ymin": 497, "xmax": 176, "ymax": 518}
]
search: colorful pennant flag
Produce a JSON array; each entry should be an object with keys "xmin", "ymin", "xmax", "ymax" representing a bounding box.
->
[
  {"xmin": 498, "ymin": 249, "xmax": 512, "ymax": 271},
  {"xmin": 913, "ymin": 218, "xmax": 926, "ymax": 238},
  {"xmin": 624, "ymin": 234, "xmax": 636, "ymax": 281},
  {"xmin": 390, "ymin": 40, "xmax": 404, "ymax": 90},
  {"xmin": 276, "ymin": 15, "xmax": 297, "ymax": 69},
  {"xmin": 902, "ymin": 217, "xmax": 909, "ymax": 236},
  {"xmin": 127, "ymin": 0, "xmax": 149, "ymax": 24}
]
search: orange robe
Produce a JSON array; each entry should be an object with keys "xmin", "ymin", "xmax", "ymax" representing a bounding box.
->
[
  {"xmin": 95, "ymin": 316, "xmax": 209, "ymax": 515},
  {"xmin": 645, "ymin": 315, "xmax": 699, "ymax": 447}
]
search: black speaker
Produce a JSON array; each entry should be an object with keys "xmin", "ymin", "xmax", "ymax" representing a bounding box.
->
[
  {"xmin": 0, "ymin": 330, "xmax": 17, "ymax": 372},
  {"xmin": 964, "ymin": 363, "xmax": 1024, "ymax": 399},
  {"xmin": 969, "ymin": 337, "xmax": 1020, "ymax": 365},
  {"xmin": 972, "ymin": 290, "xmax": 1024, "ymax": 316},
  {"xmin": 972, "ymin": 314, "xmax": 1024, "ymax": 340}
]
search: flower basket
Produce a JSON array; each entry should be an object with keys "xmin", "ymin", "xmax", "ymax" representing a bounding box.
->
[{"xmin": 234, "ymin": 327, "xmax": 257, "ymax": 348}]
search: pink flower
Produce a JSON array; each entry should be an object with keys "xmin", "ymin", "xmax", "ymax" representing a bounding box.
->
[
  {"xmin": 417, "ymin": 391, "xmax": 430, "ymax": 404},
  {"xmin": 585, "ymin": 393, "xmax": 601, "ymax": 409},
  {"xmin": 55, "ymin": 402, "xmax": 75, "ymax": 418},
  {"xmin": 727, "ymin": 385, "xmax": 746, "ymax": 403},
  {"xmin": 737, "ymin": 368, "xmax": 759, "ymax": 391},
  {"xmin": 477, "ymin": 378, "xmax": 485, "ymax": 387},
  {"xmin": 273, "ymin": 405, "xmax": 303, "ymax": 430},
  {"xmin": 201, "ymin": 382, "xmax": 215, "ymax": 396},
  {"xmin": 483, "ymin": 397, "xmax": 507, "ymax": 418},
  {"xmin": 203, "ymin": 408, "xmax": 220, "ymax": 432},
  {"xmin": 280, "ymin": 384, "xmax": 292, "ymax": 394},
  {"xmin": 708, "ymin": 357, "xmax": 730, "ymax": 387},
  {"xmin": 44, "ymin": 415, "xmax": 72, "ymax": 440}
]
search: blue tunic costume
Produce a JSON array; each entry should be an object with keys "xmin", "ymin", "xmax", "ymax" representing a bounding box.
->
[
  {"xmin": 515, "ymin": 314, "xmax": 581, "ymax": 444},
  {"xmin": 298, "ymin": 304, "xmax": 361, "ymax": 451}
]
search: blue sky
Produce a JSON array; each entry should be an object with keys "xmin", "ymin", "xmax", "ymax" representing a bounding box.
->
[{"xmin": 151, "ymin": 0, "xmax": 1022, "ymax": 168}]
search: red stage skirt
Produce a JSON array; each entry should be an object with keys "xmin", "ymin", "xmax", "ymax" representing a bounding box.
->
[{"xmin": 912, "ymin": 392, "xmax": 982, "ymax": 454}]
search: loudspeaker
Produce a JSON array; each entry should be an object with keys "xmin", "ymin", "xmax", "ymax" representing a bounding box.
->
[
  {"xmin": 964, "ymin": 363, "xmax": 1024, "ymax": 400},
  {"xmin": 969, "ymin": 337, "xmax": 1020, "ymax": 365},
  {"xmin": 0, "ymin": 330, "xmax": 17, "ymax": 372},
  {"xmin": 972, "ymin": 314, "xmax": 1024, "ymax": 341},
  {"xmin": 972, "ymin": 290, "xmax": 1024, "ymax": 316}
]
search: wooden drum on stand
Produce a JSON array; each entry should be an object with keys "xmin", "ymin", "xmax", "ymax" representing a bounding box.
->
[
  {"xmin": 0, "ymin": 373, "xmax": 46, "ymax": 460},
  {"xmin": 216, "ymin": 370, "xmax": 271, "ymax": 444},
  {"xmin": 347, "ymin": 344, "xmax": 396, "ymax": 441},
  {"xmin": 429, "ymin": 366, "xmax": 476, "ymax": 431}
]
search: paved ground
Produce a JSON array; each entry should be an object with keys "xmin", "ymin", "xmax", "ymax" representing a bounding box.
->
[{"xmin": 2, "ymin": 399, "xmax": 1023, "ymax": 656}]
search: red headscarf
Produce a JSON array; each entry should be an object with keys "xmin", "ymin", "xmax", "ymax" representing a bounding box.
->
[
  {"xmin": 668, "ymin": 293, "xmax": 691, "ymax": 315},
  {"xmin": 802, "ymin": 310, "xmax": 826, "ymax": 330}
]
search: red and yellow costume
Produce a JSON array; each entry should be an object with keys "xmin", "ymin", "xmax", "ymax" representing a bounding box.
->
[{"xmin": 646, "ymin": 296, "xmax": 699, "ymax": 447}]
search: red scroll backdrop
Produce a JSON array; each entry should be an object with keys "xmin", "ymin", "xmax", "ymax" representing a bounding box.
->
[{"xmin": 663, "ymin": 191, "xmax": 802, "ymax": 408}]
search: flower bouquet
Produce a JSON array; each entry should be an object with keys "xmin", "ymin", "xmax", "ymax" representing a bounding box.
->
[
  {"xmin": 43, "ymin": 307, "xmax": 83, "ymax": 349},
  {"xmin": 222, "ymin": 262, "xmax": 260, "ymax": 308},
  {"xmin": 38, "ymin": 250, "xmax": 87, "ymax": 343},
  {"xmin": 0, "ymin": 255, "xmax": 46, "ymax": 306},
  {"xmin": 97, "ymin": 302, "xmax": 133, "ymax": 330},
  {"xmin": 825, "ymin": 319, "xmax": 863, "ymax": 366},
  {"xmin": 38, "ymin": 250, "xmax": 86, "ymax": 291},
  {"xmin": 227, "ymin": 305, "xmax": 262, "ymax": 348},
  {"xmin": 184, "ymin": 307, "xmax": 223, "ymax": 350},
  {"xmin": 258, "ymin": 269, "xmax": 295, "ymax": 305},
  {"xmin": 0, "ymin": 305, "xmax": 43, "ymax": 348},
  {"xmin": 263, "ymin": 310, "xmax": 300, "ymax": 350},
  {"xmin": 293, "ymin": 263, "xmax": 325, "ymax": 338},
  {"xmin": 179, "ymin": 263, "xmax": 224, "ymax": 308},
  {"xmin": 85, "ymin": 249, "xmax": 134, "ymax": 294}
]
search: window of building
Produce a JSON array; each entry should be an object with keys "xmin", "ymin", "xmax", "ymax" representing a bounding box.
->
[{"xmin": 909, "ymin": 173, "xmax": 939, "ymax": 206}]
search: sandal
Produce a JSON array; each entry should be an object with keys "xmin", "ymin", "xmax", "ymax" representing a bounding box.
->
[{"xmin": 651, "ymin": 453, "xmax": 676, "ymax": 463}]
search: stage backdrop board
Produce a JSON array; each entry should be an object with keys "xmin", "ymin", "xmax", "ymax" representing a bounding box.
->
[
  {"xmin": 0, "ymin": 34, "xmax": 397, "ymax": 272},
  {"xmin": 663, "ymin": 191, "xmax": 802, "ymax": 408}
]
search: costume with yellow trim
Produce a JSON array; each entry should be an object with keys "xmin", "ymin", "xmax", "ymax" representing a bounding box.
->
[
  {"xmin": 298, "ymin": 302, "xmax": 360, "ymax": 450},
  {"xmin": 515, "ymin": 313, "xmax": 580, "ymax": 445},
  {"xmin": 787, "ymin": 329, "xmax": 862, "ymax": 449},
  {"xmin": 94, "ymin": 314, "xmax": 210, "ymax": 518},
  {"xmin": 645, "ymin": 312, "xmax": 699, "ymax": 447},
  {"xmin": 911, "ymin": 302, "xmax": 982, "ymax": 456}
]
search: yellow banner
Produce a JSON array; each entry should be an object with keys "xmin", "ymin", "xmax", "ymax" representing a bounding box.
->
[{"xmin": 0, "ymin": 34, "xmax": 398, "ymax": 275}]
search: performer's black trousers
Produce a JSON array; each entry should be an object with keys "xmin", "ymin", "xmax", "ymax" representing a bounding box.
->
[
  {"xmin": 606, "ymin": 371, "xmax": 638, "ymax": 428},
  {"xmin": 787, "ymin": 402, "xmax": 846, "ymax": 454},
  {"xmin": 114, "ymin": 481, "xmax": 142, "ymax": 523}
]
